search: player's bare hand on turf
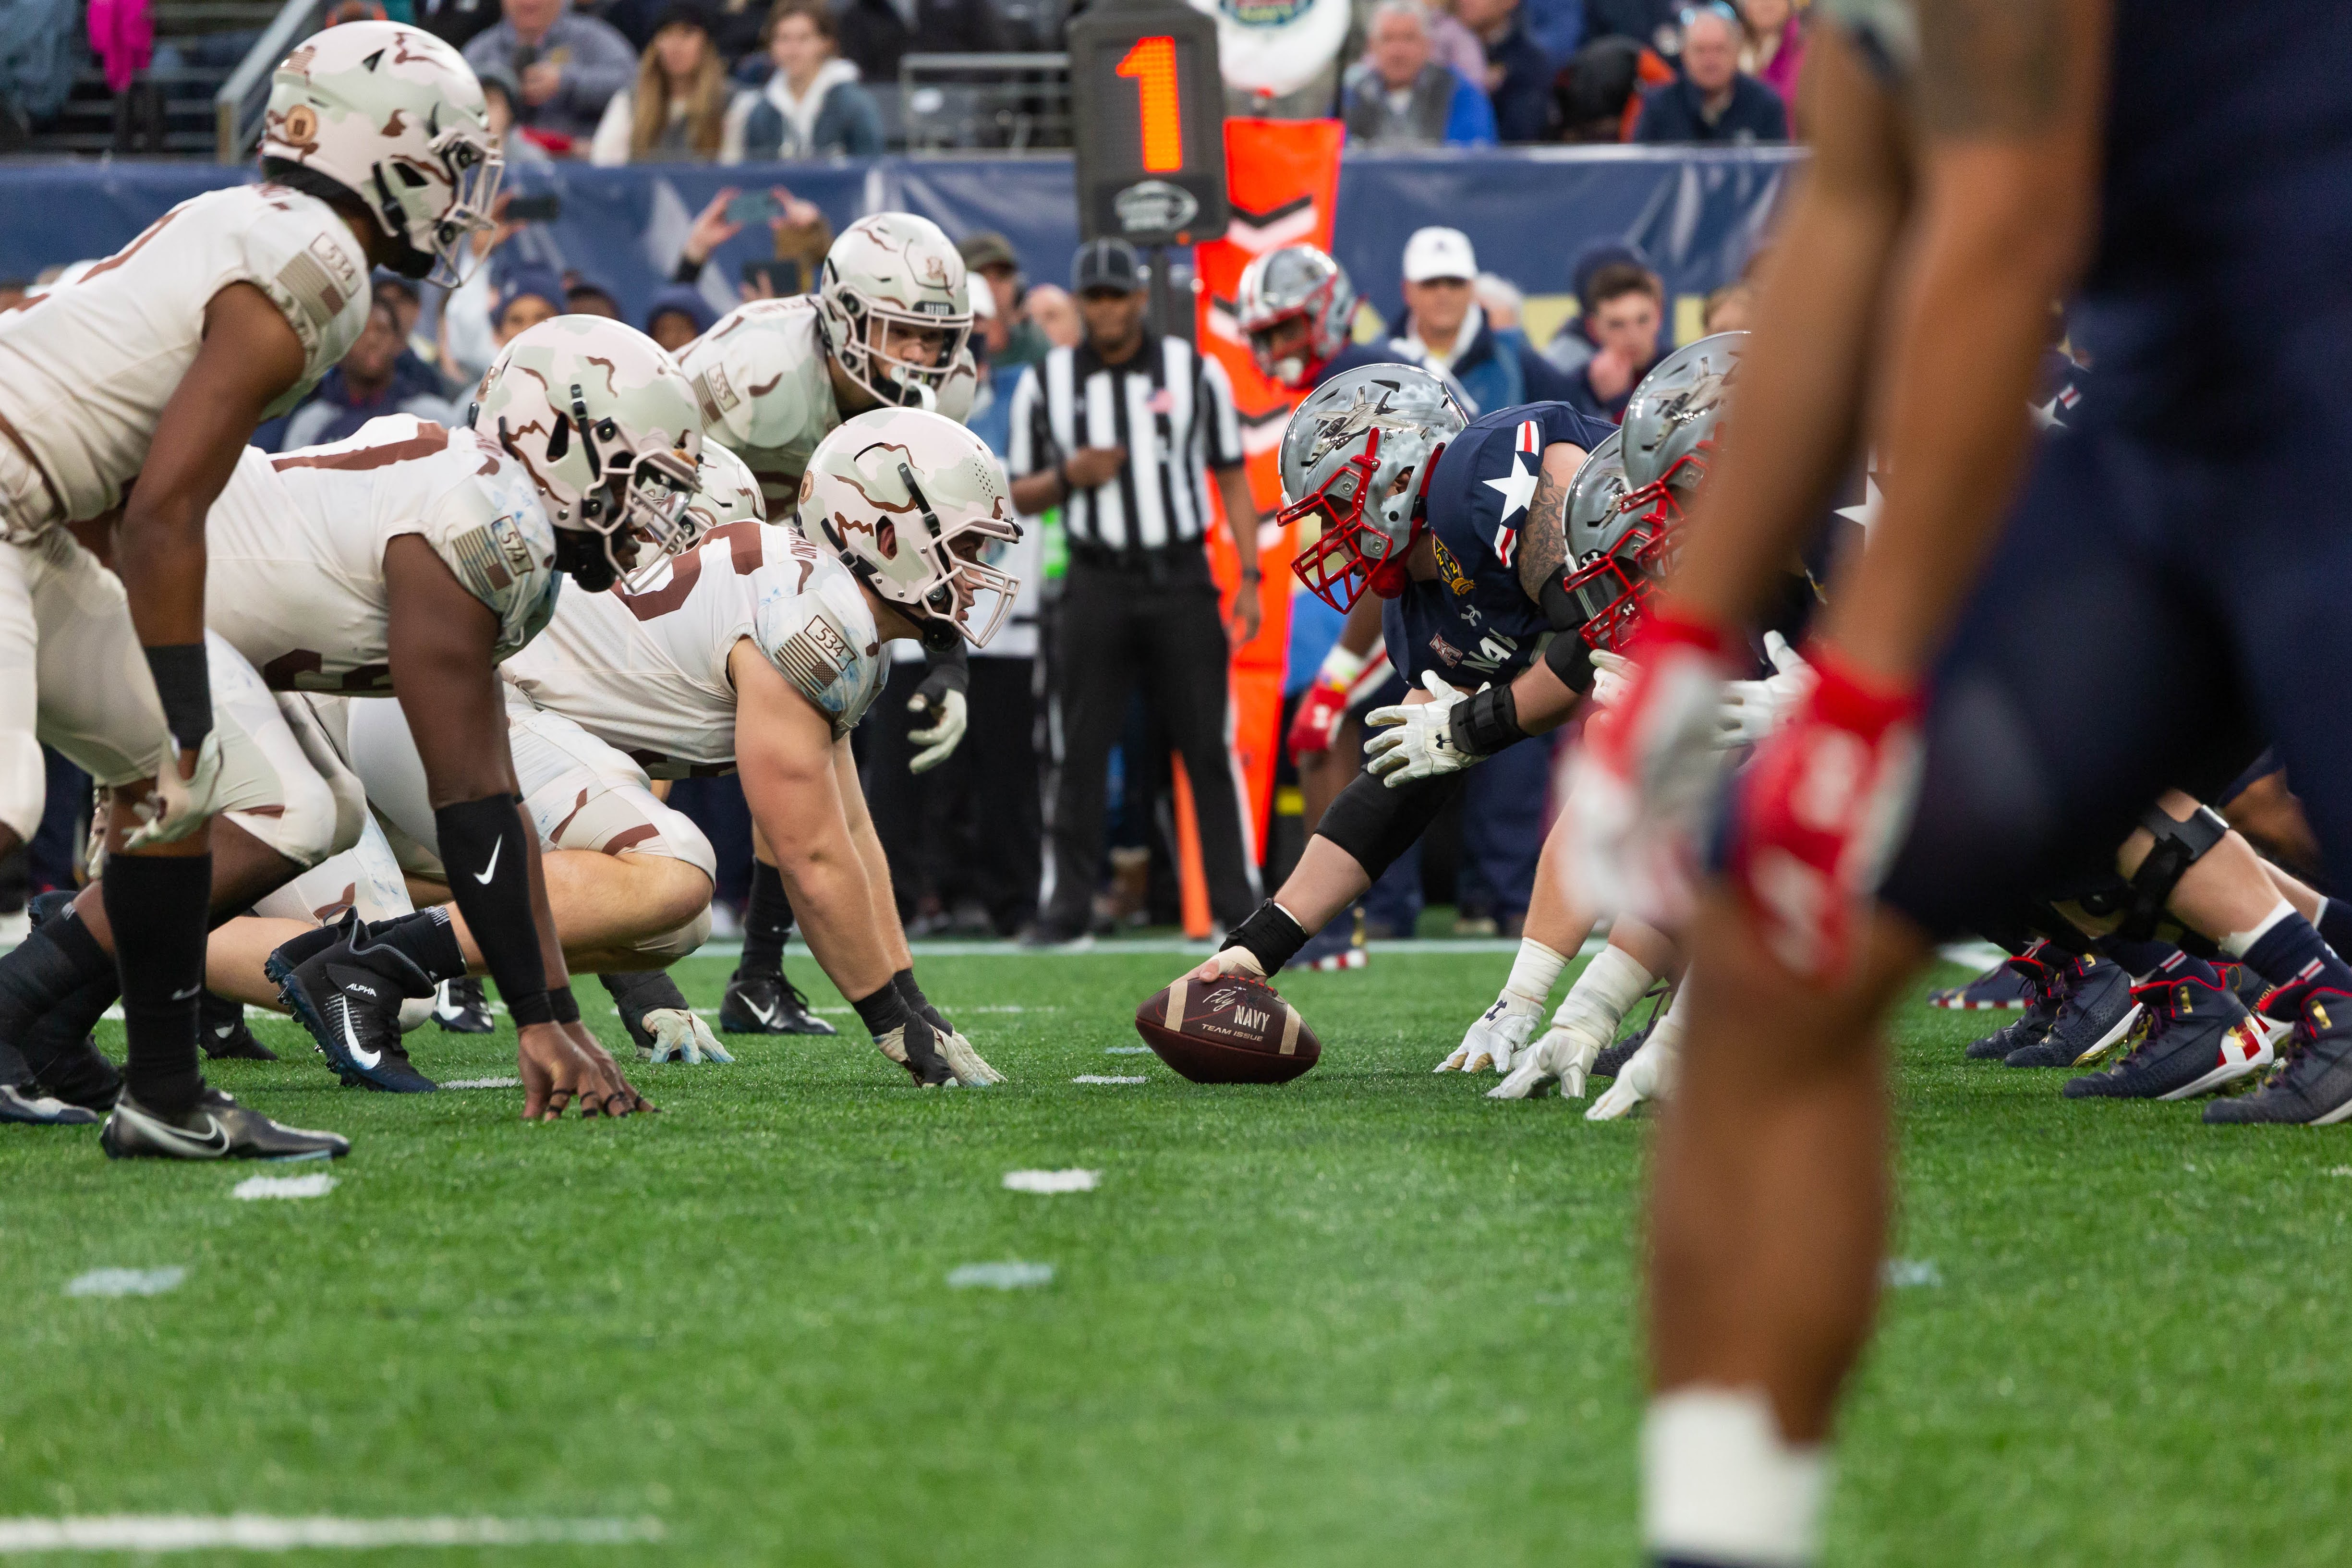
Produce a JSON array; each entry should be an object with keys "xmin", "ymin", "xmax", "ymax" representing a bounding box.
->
[{"xmin": 519, "ymin": 1021, "xmax": 651, "ymax": 1120}]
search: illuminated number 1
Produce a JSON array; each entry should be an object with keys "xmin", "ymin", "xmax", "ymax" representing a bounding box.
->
[{"xmin": 1116, "ymin": 36, "xmax": 1183, "ymax": 173}]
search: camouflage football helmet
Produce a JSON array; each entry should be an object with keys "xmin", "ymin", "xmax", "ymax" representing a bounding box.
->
[
  {"xmin": 816, "ymin": 214, "xmax": 973, "ymax": 412},
  {"xmin": 1279, "ymin": 363, "xmax": 1467, "ymax": 612},
  {"xmin": 800, "ymin": 407, "xmax": 1022, "ymax": 651},
  {"xmin": 683, "ymin": 441, "xmax": 767, "ymax": 542},
  {"xmin": 261, "ymin": 22, "xmax": 501, "ymax": 286},
  {"xmin": 471, "ymin": 316, "xmax": 703, "ymax": 591}
]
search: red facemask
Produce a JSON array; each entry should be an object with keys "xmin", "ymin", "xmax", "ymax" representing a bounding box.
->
[
  {"xmin": 1558, "ymin": 447, "xmax": 1710, "ymax": 649},
  {"xmin": 1284, "ymin": 428, "xmax": 1442, "ymax": 614}
]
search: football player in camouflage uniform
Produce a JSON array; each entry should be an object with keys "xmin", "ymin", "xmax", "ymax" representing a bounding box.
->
[
  {"xmin": 7, "ymin": 316, "xmax": 695, "ymax": 1120},
  {"xmin": 0, "ymin": 23, "xmax": 502, "ymax": 1152},
  {"xmin": 676, "ymin": 212, "xmax": 983, "ymax": 1037},
  {"xmin": 275, "ymin": 408, "xmax": 1017, "ymax": 1088}
]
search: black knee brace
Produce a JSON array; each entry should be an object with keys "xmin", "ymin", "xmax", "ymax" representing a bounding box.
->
[
  {"xmin": 2117, "ymin": 802, "xmax": 2230, "ymax": 941},
  {"xmin": 1315, "ymin": 768, "xmax": 1467, "ymax": 884}
]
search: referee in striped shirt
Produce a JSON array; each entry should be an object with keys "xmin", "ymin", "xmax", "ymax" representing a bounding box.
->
[{"xmin": 1007, "ymin": 238, "xmax": 1265, "ymax": 944}]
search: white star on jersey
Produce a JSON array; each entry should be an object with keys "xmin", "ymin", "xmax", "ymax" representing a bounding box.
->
[
  {"xmin": 1836, "ymin": 471, "xmax": 1884, "ymax": 531},
  {"xmin": 1484, "ymin": 450, "xmax": 1540, "ymax": 523}
]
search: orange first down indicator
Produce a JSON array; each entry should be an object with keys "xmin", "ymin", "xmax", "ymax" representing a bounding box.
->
[{"xmin": 1116, "ymin": 36, "xmax": 1183, "ymax": 173}]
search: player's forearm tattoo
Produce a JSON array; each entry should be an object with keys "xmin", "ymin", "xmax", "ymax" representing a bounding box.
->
[
  {"xmin": 1917, "ymin": 0, "xmax": 2072, "ymax": 135},
  {"xmin": 1517, "ymin": 468, "xmax": 1570, "ymax": 603}
]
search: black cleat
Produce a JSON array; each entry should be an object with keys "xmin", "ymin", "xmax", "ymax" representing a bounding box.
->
[
  {"xmin": 1965, "ymin": 953, "xmax": 2062, "ymax": 1060},
  {"xmin": 0, "ymin": 1082, "xmax": 99, "ymax": 1125},
  {"xmin": 718, "ymin": 969, "xmax": 836, "ymax": 1035},
  {"xmin": 2064, "ymin": 973, "xmax": 2259, "ymax": 1101},
  {"xmin": 1591, "ymin": 982, "xmax": 1673, "ymax": 1078},
  {"xmin": 432, "ymin": 975, "xmax": 497, "ymax": 1034},
  {"xmin": 100, "ymin": 1085, "xmax": 348, "ymax": 1160},
  {"xmin": 268, "ymin": 934, "xmax": 439, "ymax": 1094},
  {"xmin": 2004, "ymin": 957, "xmax": 2139, "ymax": 1068},
  {"xmin": 200, "ymin": 989, "xmax": 278, "ymax": 1062}
]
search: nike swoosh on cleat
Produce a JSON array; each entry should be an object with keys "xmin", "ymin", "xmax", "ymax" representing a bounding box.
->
[
  {"xmin": 744, "ymin": 997, "xmax": 776, "ymax": 1026},
  {"xmin": 131, "ymin": 1106, "xmax": 231, "ymax": 1157},
  {"xmin": 473, "ymin": 838, "xmax": 503, "ymax": 885},
  {"xmin": 337, "ymin": 1000, "xmax": 382, "ymax": 1070}
]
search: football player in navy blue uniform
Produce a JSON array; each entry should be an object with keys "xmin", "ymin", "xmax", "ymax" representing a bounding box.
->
[
  {"xmin": 1243, "ymin": 244, "xmax": 1445, "ymax": 966},
  {"xmin": 1560, "ymin": 4, "xmax": 2352, "ymax": 1565},
  {"xmin": 1170, "ymin": 364, "xmax": 1607, "ymax": 990}
]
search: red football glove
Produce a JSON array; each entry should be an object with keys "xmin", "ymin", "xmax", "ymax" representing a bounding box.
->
[
  {"xmin": 1726, "ymin": 642, "xmax": 1923, "ymax": 980},
  {"xmin": 1287, "ymin": 643, "xmax": 1388, "ymax": 760},
  {"xmin": 1562, "ymin": 606, "xmax": 1737, "ymax": 929}
]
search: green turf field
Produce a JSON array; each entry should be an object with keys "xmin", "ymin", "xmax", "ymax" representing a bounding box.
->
[{"xmin": 4, "ymin": 944, "xmax": 2352, "ymax": 1565}]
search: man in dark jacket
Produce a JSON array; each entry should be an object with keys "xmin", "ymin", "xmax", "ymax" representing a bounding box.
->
[
  {"xmin": 1631, "ymin": 7, "xmax": 1786, "ymax": 143},
  {"xmin": 1390, "ymin": 227, "xmax": 1572, "ymax": 417},
  {"xmin": 834, "ymin": 0, "xmax": 1002, "ymax": 87},
  {"xmin": 1456, "ymin": 0, "xmax": 1553, "ymax": 144}
]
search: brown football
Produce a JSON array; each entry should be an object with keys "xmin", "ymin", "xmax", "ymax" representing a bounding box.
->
[{"xmin": 1133, "ymin": 975, "xmax": 1321, "ymax": 1084}]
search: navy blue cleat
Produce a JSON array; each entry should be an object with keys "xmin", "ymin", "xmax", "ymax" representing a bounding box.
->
[
  {"xmin": 2205, "ymin": 985, "xmax": 2352, "ymax": 1126},
  {"xmin": 1931, "ymin": 958, "xmax": 2037, "ymax": 1010},
  {"xmin": 268, "ymin": 925, "xmax": 439, "ymax": 1094},
  {"xmin": 1965, "ymin": 953, "xmax": 2062, "ymax": 1060},
  {"xmin": 2064, "ymin": 973, "xmax": 2260, "ymax": 1101},
  {"xmin": 2005, "ymin": 957, "xmax": 2140, "ymax": 1069}
]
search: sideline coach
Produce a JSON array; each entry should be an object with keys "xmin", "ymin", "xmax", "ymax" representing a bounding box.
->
[{"xmin": 1008, "ymin": 239, "xmax": 1265, "ymax": 944}]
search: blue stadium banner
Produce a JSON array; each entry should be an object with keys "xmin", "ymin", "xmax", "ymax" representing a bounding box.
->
[{"xmin": 0, "ymin": 147, "xmax": 1797, "ymax": 342}]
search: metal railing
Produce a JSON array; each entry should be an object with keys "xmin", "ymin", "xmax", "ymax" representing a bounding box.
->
[
  {"xmin": 897, "ymin": 52, "xmax": 1071, "ymax": 153},
  {"xmin": 213, "ymin": 0, "xmax": 331, "ymax": 163}
]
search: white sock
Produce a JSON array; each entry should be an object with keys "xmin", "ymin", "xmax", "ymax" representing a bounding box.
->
[
  {"xmin": 1644, "ymin": 1386, "xmax": 1829, "ymax": 1568},
  {"xmin": 1555, "ymin": 943, "xmax": 1655, "ymax": 1036},
  {"xmin": 2221, "ymin": 898, "xmax": 2295, "ymax": 959},
  {"xmin": 1503, "ymin": 938, "xmax": 1568, "ymax": 1004}
]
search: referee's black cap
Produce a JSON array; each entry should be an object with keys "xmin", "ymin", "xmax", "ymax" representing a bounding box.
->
[{"xmin": 1072, "ymin": 238, "xmax": 1144, "ymax": 296}]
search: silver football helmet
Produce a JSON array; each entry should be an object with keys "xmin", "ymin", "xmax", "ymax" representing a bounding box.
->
[
  {"xmin": 1556, "ymin": 429, "xmax": 1661, "ymax": 651},
  {"xmin": 1236, "ymin": 243, "xmax": 1357, "ymax": 389},
  {"xmin": 1278, "ymin": 364, "xmax": 1468, "ymax": 612},
  {"xmin": 1619, "ymin": 330, "xmax": 1746, "ymax": 499}
]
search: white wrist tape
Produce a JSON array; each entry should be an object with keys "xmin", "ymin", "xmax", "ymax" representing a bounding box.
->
[{"xmin": 1504, "ymin": 938, "xmax": 1568, "ymax": 1004}]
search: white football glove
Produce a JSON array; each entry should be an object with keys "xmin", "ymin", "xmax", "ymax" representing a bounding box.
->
[
  {"xmin": 639, "ymin": 1007, "xmax": 735, "ymax": 1064},
  {"xmin": 124, "ymin": 731, "xmax": 225, "ymax": 850},
  {"xmin": 907, "ymin": 687, "xmax": 969, "ymax": 775},
  {"xmin": 1364, "ymin": 672, "xmax": 1483, "ymax": 788},
  {"xmin": 1588, "ymin": 648, "xmax": 1637, "ymax": 712},
  {"xmin": 1435, "ymin": 986, "xmax": 1546, "ymax": 1073},
  {"xmin": 1586, "ymin": 1001, "xmax": 1687, "ymax": 1120},
  {"xmin": 1488, "ymin": 1011, "xmax": 1615, "ymax": 1100},
  {"xmin": 1715, "ymin": 632, "xmax": 1816, "ymax": 748}
]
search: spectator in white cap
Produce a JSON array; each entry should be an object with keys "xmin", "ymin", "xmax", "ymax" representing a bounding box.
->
[
  {"xmin": 1338, "ymin": 0, "xmax": 1494, "ymax": 148},
  {"xmin": 1388, "ymin": 226, "xmax": 1571, "ymax": 415}
]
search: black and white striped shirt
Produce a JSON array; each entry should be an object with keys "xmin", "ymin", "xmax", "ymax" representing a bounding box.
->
[{"xmin": 1006, "ymin": 335, "xmax": 1244, "ymax": 556}]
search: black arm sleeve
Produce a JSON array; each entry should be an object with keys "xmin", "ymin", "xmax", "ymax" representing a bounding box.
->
[
  {"xmin": 1542, "ymin": 631, "xmax": 1597, "ymax": 694},
  {"xmin": 917, "ymin": 641, "xmax": 970, "ymax": 698},
  {"xmin": 435, "ymin": 795, "xmax": 552, "ymax": 1023}
]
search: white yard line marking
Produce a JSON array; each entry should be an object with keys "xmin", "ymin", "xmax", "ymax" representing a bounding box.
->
[
  {"xmin": 441, "ymin": 1078, "xmax": 522, "ymax": 1090},
  {"xmin": 63, "ymin": 1268, "xmax": 184, "ymax": 1298},
  {"xmin": 1070, "ymin": 1075, "xmax": 1147, "ymax": 1085},
  {"xmin": 231, "ymin": 1174, "xmax": 335, "ymax": 1201},
  {"xmin": 1936, "ymin": 942, "xmax": 2009, "ymax": 971},
  {"xmin": 1882, "ymin": 1259, "xmax": 1943, "ymax": 1289},
  {"xmin": 0, "ymin": 1516, "xmax": 664, "ymax": 1553},
  {"xmin": 1002, "ymin": 1169, "xmax": 1100, "ymax": 1194},
  {"xmin": 946, "ymin": 1262, "xmax": 1053, "ymax": 1290},
  {"xmin": 1103, "ymin": 1045, "xmax": 1152, "ymax": 1055}
]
